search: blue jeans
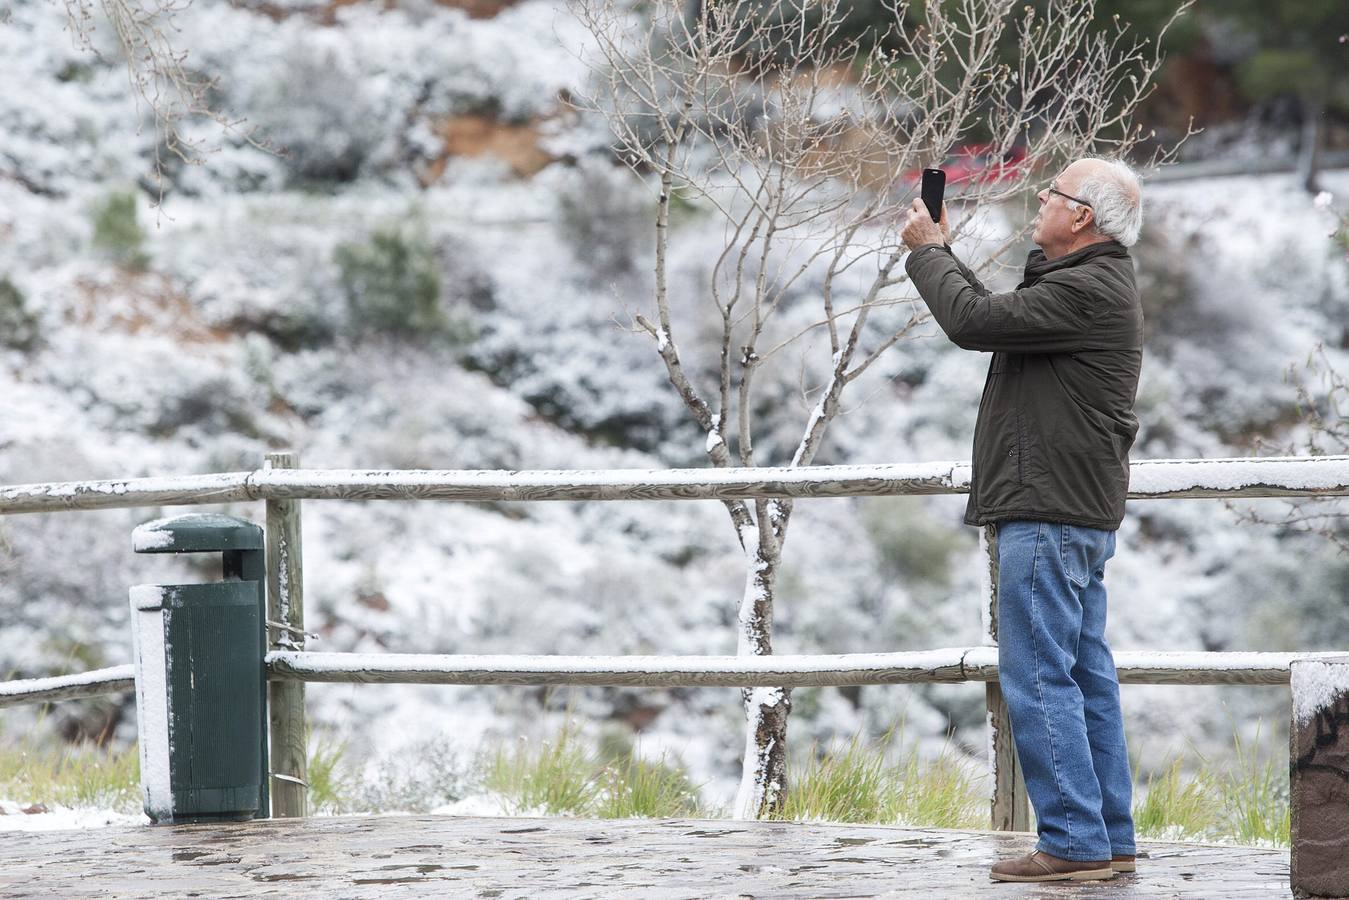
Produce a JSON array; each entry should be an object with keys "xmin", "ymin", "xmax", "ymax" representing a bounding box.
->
[{"xmin": 996, "ymin": 520, "xmax": 1135, "ymax": 862}]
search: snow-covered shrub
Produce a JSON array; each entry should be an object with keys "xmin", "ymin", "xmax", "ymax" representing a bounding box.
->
[
  {"xmin": 90, "ymin": 191, "xmax": 148, "ymax": 271},
  {"xmin": 145, "ymin": 195, "xmax": 347, "ymax": 350},
  {"xmin": 440, "ymin": 242, "xmax": 497, "ymax": 314},
  {"xmin": 1132, "ymin": 207, "xmax": 1198, "ymax": 350},
  {"xmin": 1135, "ymin": 180, "xmax": 1348, "ymax": 448},
  {"xmin": 462, "ymin": 183, "xmax": 695, "ymax": 457},
  {"xmin": 40, "ymin": 330, "xmax": 262, "ymax": 441},
  {"xmin": 0, "ymin": 3, "xmax": 149, "ymax": 196},
  {"xmin": 351, "ymin": 737, "xmax": 473, "ymax": 813},
  {"xmin": 555, "ymin": 159, "xmax": 651, "ymax": 278},
  {"xmin": 246, "ymin": 34, "xmax": 383, "ymax": 185},
  {"xmin": 147, "ymin": 373, "xmax": 260, "ymax": 439},
  {"xmin": 860, "ymin": 496, "xmax": 962, "ymax": 591},
  {"xmin": 336, "ymin": 226, "xmax": 469, "ymax": 342},
  {"xmin": 0, "ymin": 479, "xmax": 172, "ymax": 747},
  {"xmin": 467, "ymin": 314, "xmax": 689, "ymax": 453},
  {"xmin": 0, "ymin": 277, "xmax": 40, "ymax": 352},
  {"xmin": 249, "ymin": 299, "xmax": 340, "ymax": 353}
]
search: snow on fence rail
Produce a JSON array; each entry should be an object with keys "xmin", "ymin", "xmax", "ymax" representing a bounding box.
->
[
  {"xmin": 2, "ymin": 648, "xmax": 1316, "ymax": 709},
  {"xmin": 0, "ymin": 665, "xmax": 135, "ymax": 709},
  {"xmin": 265, "ymin": 648, "xmax": 1330, "ymax": 688},
  {"xmin": 1, "ymin": 454, "xmax": 1347, "ymax": 515}
]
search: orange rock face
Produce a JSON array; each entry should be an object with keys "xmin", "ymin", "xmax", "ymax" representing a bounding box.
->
[
  {"xmin": 232, "ymin": 0, "xmax": 519, "ymax": 24},
  {"xmin": 432, "ymin": 0, "xmax": 521, "ymax": 19},
  {"xmin": 421, "ymin": 115, "xmax": 554, "ymax": 183}
]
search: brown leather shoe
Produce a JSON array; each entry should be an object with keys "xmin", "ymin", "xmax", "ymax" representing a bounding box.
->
[
  {"xmin": 989, "ymin": 850, "xmax": 1115, "ymax": 882},
  {"xmin": 1111, "ymin": 854, "xmax": 1137, "ymax": 873}
]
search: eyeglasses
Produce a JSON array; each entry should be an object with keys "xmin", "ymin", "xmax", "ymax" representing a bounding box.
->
[{"xmin": 1046, "ymin": 183, "xmax": 1092, "ymax": 208}]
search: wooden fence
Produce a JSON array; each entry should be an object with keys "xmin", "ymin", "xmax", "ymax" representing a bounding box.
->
[{"xmin": 2, "ymin": 452, "xmax": 1347, "ymax": 830}]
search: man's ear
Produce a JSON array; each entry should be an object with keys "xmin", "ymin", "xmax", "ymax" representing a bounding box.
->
[{"xmin": 1071, "ymin": 206, "xmax": 1094, "ymax": 235}]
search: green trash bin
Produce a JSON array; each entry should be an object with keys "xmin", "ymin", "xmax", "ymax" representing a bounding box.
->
[{"xmin": 130, "ymin": 514, "xmax": 270, "ymax": 824}]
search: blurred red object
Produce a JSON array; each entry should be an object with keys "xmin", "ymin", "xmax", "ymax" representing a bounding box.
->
[{"xmin": 902, "ymin": 144, "xmax": 1028, "ymax": 188}]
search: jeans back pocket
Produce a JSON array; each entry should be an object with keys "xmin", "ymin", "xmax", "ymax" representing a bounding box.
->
[{"xmin": 1058, "ymin": 524, "xmax": 1095, "ymax": 589}]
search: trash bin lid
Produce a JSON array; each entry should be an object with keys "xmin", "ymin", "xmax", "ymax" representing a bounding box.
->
[{"xmin": 133, "ymin": 514, "xmax": 264, "ymax": 554}]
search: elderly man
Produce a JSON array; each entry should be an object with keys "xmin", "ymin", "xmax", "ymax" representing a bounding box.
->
[{"xmin": 900, "ymin": 157, "xmax": 1144, "ymax": 883}]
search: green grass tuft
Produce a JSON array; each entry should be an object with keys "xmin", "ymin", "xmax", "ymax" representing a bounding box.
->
[
  {"xmin": 306, "ymin": 734, "xmax": 355, "ymax": 815},
  {"xmin": 483, "ymin": 718, "xmax": 704, "ymax": 820},
  {"xmin": 890, "ymin": 746, "xmax": 985, "ymax": 829},
  {"xmin": 773, "ymin": 729, "xmax": 985, "ymax": 829},
  {"xmin": 0, "ymin": 739, "xmax": 140, "ymax": 813},
  {"xmin": 775, "ymin": 733, "xmax": 892, "ymax": 824},
  {"xmin": 1132, "ymin": 722, "xmax": 1290, "ymax": 847},
  {"xmin": 1132, "ymin": 756, "xmax": 1220, "ymax": 839},
  {"xmin": 484, "ymin": 720, "xmax": 601, "ymax": 816},
  {"xmin": 1215, "ymin": 725, "xmax": 1289, "ymax": 846},
  {"xmin": 595, "ymin": 751, "xmax": 703, "ymax": 819}
]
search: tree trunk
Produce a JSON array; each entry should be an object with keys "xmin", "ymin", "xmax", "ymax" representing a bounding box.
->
[
  {"xmin": 731, "ymin": 545, "xmax": 791, "ymax": 819},
  {"xmin": 1299, "ymin": 96, "xmax": 1325, "ymax": 195}
]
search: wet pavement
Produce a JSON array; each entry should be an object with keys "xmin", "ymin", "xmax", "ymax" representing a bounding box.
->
[{"xmin": 0, "ymin": 814, "xmax": 1290, "ymax": 898}]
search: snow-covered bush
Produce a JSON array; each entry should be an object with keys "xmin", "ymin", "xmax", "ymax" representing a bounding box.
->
[
  {"xmin": 438, "ymin": 240, "xmax": 497, "ymax": 314},
  {"xmin": 0, "ymin": 277, "xmax": 40, "ymax": 352},
  {"xmin": 466, "ymin": 274, "xmax": 691, "ymax": 454},
  {"xmin": 246, "ymin": 33, "xmax": 384, "ymax": 185},
  {"xmin": 0, "ymin": 3, "xmax": 149, "ymax": 196},
  {"xmin": 351, "ymin": 737, "xmax": 473, "ymax": 814},
  {"xmin": 1135, "ymin": 180, "xmax": 1349, "ymax": 450},
  {"xmin": 0, "ymin": 504, "xmax": 146, "ymax": 679},
  {"xmin": 860, "ymin": 496, "xmax": 963, "ymax": 591},
  {"xmin": 90, "ymin": 191, "xmax": 148, "ymax": 272},
  {"xmin": 336, "ymin": 225, "xmax": 470, "ymax": 343},
  {"xmin": 555, "ymin": 159, "xmax": 651, "ymax": 278},
  {"xmin": 147, "ymin": 372, "xmax": 261, "ymax": 439}
]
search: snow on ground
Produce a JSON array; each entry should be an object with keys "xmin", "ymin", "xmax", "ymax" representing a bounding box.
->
[{"xmin": 0, "ymin": 801, "xmax": 148, "ymax": 832}]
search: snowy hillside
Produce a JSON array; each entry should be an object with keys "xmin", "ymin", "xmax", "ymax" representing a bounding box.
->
[{"xmin": 1, "ymin": 0, "xmax": 1347, "ymax": 811}]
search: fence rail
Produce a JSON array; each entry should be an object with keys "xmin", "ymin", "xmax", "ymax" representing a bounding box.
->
[
  {"xmin": 0, "ymin": 665, "xmax": 135, "ymax": 709},
  {"xmin": 3, "ymin": 647, "xmax": 1316, "ymax": 711},
  {"xmin": 263, "ymin": 648, "xmax": 1327, "ymax": 687},
  {"xmin": 2, "ymin": 455, "xmax": 1347, "ymax": 515}
]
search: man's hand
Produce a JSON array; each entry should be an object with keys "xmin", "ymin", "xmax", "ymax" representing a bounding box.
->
[{"xmin": 901, "ymin": 199, "xmax": 951, "ymax": 252}]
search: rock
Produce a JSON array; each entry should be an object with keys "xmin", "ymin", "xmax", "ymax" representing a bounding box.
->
[
  {"xmin": 432, "ymin": 0, "xmax": 521, "ymax": 19},
  {"xmin": 421, "ymin": 115, "xmax": 554, "ymax": 184}
]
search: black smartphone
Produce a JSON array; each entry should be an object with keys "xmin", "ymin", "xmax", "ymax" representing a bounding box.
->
[{"xmin": 921, "ymin": 168, "xmax": 946, "ymax": 223}]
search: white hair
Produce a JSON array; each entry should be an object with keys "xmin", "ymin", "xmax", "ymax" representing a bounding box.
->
[{"xmin": 1067, "ymin": 158, "xmax": 1143, "ymax": 247}]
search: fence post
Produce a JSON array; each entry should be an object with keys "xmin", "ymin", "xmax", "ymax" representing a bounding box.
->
[
  {"xmin": 983, "ymin": 523, "xmax": 1029, "ymax": 831},
  {"xmin": 265, "ymin": 451, "xmax": 309, "ymax": 817},
  {"xmin": 1290, "ymin": 656, "xmax": 1349, "ymax": 899}
]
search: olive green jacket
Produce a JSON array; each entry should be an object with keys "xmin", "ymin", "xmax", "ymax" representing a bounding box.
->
[{"xmin": 905, "ymin": 239, "xmax": 1143, "ymax": 530}]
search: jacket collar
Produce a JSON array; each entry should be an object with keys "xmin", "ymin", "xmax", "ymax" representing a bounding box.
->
[{"xmin": 1020, "ymin": 239, "xmax": 1128, "ymax": 288}]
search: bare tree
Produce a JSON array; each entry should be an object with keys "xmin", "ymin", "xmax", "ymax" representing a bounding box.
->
[
  {"xmin": 57, "ymin": 0, "xmax": 259, "ymax": 198},
  {"xmin": 573, "ymin": 0, "xmax": 1192, "ymax": 818}
]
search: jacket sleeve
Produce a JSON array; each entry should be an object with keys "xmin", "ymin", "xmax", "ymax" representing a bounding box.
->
[
  {"xmin": 904, "ymin": 243, "xmax": 1097, "ymax": 354},
  {"xmin": 948, "ymin": 247, "xmax": 991, "ymax": 297}
]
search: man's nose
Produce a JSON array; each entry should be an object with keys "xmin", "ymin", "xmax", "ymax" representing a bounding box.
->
[{"xmin": 1036, "ymin": 189, "xmax": 1047, "ymax": 205}]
